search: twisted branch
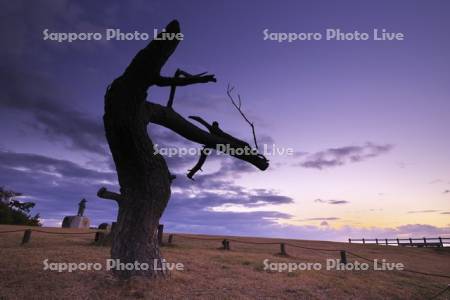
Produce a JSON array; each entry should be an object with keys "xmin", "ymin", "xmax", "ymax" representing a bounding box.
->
[
  {"xmin": 97, "ymin": 187, "xmax": 123, "ymax": 203},
  {"xmin": 166, "ymin": 69, "xmax": 211, "ymax": 107},
  {"xmin": 145, "ymin": 102, "xmax": 269, "ymax": 179},
  {"xmin": 187, "ymin": 147, "xmax": 209, "ymax": 180}
]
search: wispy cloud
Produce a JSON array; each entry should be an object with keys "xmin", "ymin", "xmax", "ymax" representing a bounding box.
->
[
  {"xmin": 0, "ymin": 149, "xmax": 294, "ymax": 227},
  {"xmin": 314, "ymin": 199, "xmax": 350, "ymax": 205},
  {"xmin": 303, "ymin": 217, "xmax": 340, "ymax": 221},
  {"xmin": 429, "ymin": 179, "xmax": 443, "ymax": 184},
  {"xmin": 369, "ymin": 208, "xmax": 383, "ymax": 212},
  {"xmin": 297, "ymin": 142, "xmax": 393, "ymax": 170},
  {"xmin": 407, "ymin": 210, "xmax": 440, "ymax": 214},
  {"xmin": 1, "ymin": 148, "xmax": 448, "ymax": 241}
]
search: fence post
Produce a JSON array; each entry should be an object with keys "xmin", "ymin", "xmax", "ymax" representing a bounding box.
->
[
  {"xmin": 423, "ymin": 237, "xmax": 427, "ymax": 247},
  {"xmin": 279, "ymin": 243, "xmax": 287, "ymax": 256},
  {"xmin": 94, "ymin": 232, "xmax": 102, "ymax": 242},
  {"xmin": 95, "ymin": 231, "xmax": 107, "ymax": 242},
  {"xmin": 362, "ymin": 238, "xmax": 365, "ymax": 244},
  {"xmin": 340, "ymin": 250, "xmax": 347, "ymax": 265},
  {"xmin": 385, "ymin": 238, "xmax": 388, "ymax": 246},
  {"xmin": 222, "ymin": 239, "xmax": 230, "ymax": 250},
  {"xmin": 375, "ymin": 238, "xmax": 379, "ymax": 245},
  {"xmin": 348, "ymin": 238, "xmax": 351, "ymax": 244},
  {"xmin": 168, "ymin": 234, "xmax": 173, "ymax": 245},
  {"xmin": 157, "ymin": 224, "xmax": 164, "ymax": 245},
  {"xmin": 21, "ymin": 229, "xmax": 32, "ymax": 245}
]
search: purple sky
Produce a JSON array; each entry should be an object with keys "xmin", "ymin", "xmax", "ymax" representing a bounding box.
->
[{"xmin": 1, "ymin": 0, "xmax": 449, "ymax": 241}]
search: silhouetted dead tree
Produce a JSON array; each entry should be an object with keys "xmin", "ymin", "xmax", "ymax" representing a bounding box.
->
[{"xmin": 97, "ymin": 20, "xmax": 269, "ymax": 279}]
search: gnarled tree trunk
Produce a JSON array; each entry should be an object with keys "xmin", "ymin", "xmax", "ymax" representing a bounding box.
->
[
  {"xmin": 104, "ymin": 83, "xmax": 172, "ymax": 278},
  {"xmin": 102, "ymin": 21, "xmax": 179, "ymax": 278},
  {"xmin": 99, "ymin": 20, "xmax": 269, "ymax": 279}
]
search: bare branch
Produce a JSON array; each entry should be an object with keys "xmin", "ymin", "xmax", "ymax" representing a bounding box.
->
[
  {"xmin": 189, "ymin": 116, "xmax": 249, "ymax": 147},
  {"xmin": 97, "ymin": 187, "xmax": 123, "ymax": 203},
  {"xmin": 177, "ymin": 70, "xmax": 208, "ymax": 77},
  {"xmin": 167, "ymin": 69, "xmax": 181, "ymax": 107},
  {"xmin": 166, "ymin": 70, "xmax": 212, "ymax": 107},
  {"xmin": 156, "ymin": 73, "xmax": 216, "ymax": 87},
  {"xmin": 226, "ymin": 84, "xmax": 259, "ymax": 150},
  {"xmin": 187, "ymin": 147, "xmax": 209, "ymax": 180},
  {"xmin": 145, "ymin": 102, "xmax": 269, "ymax": 172},
  {"xmin": 188, "ymin": 116, "xmax": 214, "ymax": 132},
  {"xmin": 186, "ymin": 116, "xmax": 245, "ymax": 179}
]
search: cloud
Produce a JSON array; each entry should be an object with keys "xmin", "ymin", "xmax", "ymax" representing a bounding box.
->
[
  {"xmin": 293, "ymin": 151, "xmax": 308, "ymax": 157},
  {"xmin": 0, "ymin": 1, "xmax": 136, "ymax": 157},
  {"xmin": 393, "ymin": 224, "xmax": 449, "ymax": 237},
  {"xmin": 0, "ymin": 65, "xmax": 108, "ymax": 155},
  {"xmin": 171, "ymin": 158, "xmax": 294, "ymax": 208},
  {"xmin": 293, "ymin": 217, "xmax": 340, "ymax": 228},
  {"xmin": 1, "ymin": 2, "xmax": 294, "ymax": 232},
  {"xmin": 0, "ymin": 66, "xmax": 231, "ymax": 175},
  {"xmin": 1, "ymin": 149, "xmax": 448, "ymax": 242},
  {"xmin": 297, "ymin": 142, "xmax": 393, "ymax": 170},
  {"xmin": 0, "ymin": 3, "xmax": 186, "ymax": 160},
  {"xmin": 163, "ymin": 191, "xmax": 449, "ymax": 240},
  {"xmin": 258, "ymin": 135, "xmax": 276, "ymax": 146},
  {"xmin": 407, "ymin": 210, "xmax": 440, "ymax": 214},
  {"xmin": 0, "ymin": 149, "xmax": 293, "ymax": 228},
  {"xmin": 0, "ymin": 149, "xmax": 119, "ymax": 224},
  {"xmin": 0, "ymin": 149, "xmax": 115, "ymax": 181},
  {"xmin": 443, "ymin": 190, "xmax": 450, "ymax": 194},
  {"xmin": 0, "ymin": 3, "xmax": 445, "ymax": 242},
  {"xmin": 429, "ymin": 179, "xmax": 442, "ymax": 184},
  {"xmin": 314, "ymin": 199, "xmax": 350, "ymax": 205},
  {"xmin": 0, "ymin": 68, "xmax": 200, "ymax": 159},
  {"xmin": 173, "ymin": 157, "xmax": 265, "ymax": 190},
  {"xmin": 441, "ymin": 212, "xmax": 450, "ymax": 215},
  {"xmin": 163, "ymin": 217, "xmax": 450, "ymax": 241},
  {"xmin": 163, "ymin": 200, "xmax": 292, "ymax": 231},
  {"xmin": 303, "ymin": 217, "xmax": 340, "ymax": 221}
]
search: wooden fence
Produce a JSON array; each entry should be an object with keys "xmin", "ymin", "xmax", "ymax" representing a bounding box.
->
[
  {"xmin": 2, "ymin": 228, "xmax": 450, "ymax": 298},
  {"xmin": 348, "ymin": 237, "xmax": 449, "ymax": 247}
]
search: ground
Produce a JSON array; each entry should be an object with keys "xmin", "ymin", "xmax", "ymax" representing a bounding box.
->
[{"xmin": 0, "ymin": 225, "xmax": 449, "ymax": 299}]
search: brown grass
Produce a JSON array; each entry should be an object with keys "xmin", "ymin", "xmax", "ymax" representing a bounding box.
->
[{"xmin": 0, "ymin": 225, "xmax": 449, "ymax": 299}]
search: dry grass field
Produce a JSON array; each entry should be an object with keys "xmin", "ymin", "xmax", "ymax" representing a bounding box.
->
[{"xmin": 0, "ymin": 225, "xmax": 449, "ymax": 299}]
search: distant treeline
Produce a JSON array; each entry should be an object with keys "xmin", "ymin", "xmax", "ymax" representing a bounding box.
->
[{"xmin": 0, "ymin": 187, "xmax": 41, "ymax": 226}]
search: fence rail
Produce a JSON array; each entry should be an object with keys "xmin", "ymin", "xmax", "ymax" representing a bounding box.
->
[
  {"xmin": 166, "ymin": 234, "xmax": 450, "ymax": 280},
  {"xmin": 0, "ymin": 228, "xmax": 104, "ymax": 245},
  {"xmin": 348, "ymin": 237, "xmax": 449, "ymax": 247}
]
